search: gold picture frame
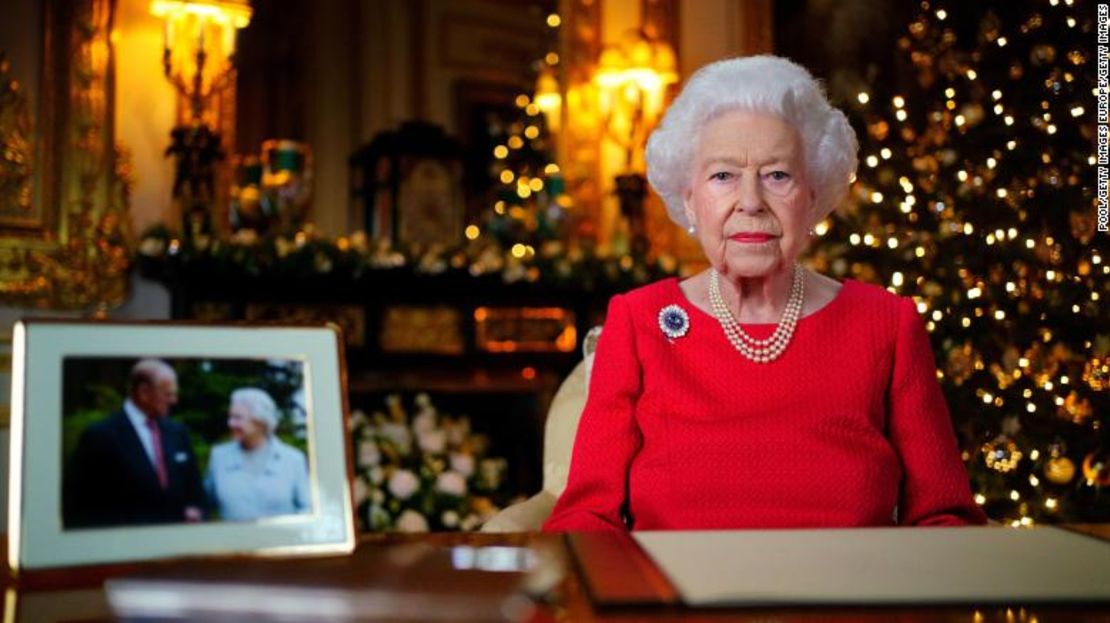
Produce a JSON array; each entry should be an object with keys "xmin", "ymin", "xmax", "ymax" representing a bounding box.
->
[{"xmin": 0, "ymin": 0, "xmax": 131, "ymax": 311}]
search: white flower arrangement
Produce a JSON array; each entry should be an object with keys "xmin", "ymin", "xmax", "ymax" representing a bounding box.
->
[{"xmin": 350, "ymin": 393, "xmax": 511, "ymax": 532}]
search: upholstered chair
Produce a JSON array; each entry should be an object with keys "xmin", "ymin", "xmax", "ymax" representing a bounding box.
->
[{"xmin": 481, "ymin": 327, "xmax": 601, "ymax": 532}]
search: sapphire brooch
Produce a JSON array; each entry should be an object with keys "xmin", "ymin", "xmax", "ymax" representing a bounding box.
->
[{"xmin": 657, "ymin": 304, "xmax": 690, "ymax": 340}]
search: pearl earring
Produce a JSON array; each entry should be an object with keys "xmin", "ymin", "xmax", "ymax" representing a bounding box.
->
[{"xmin": 688, "ymin": 224, "xmax": 696, "ymax": 235}]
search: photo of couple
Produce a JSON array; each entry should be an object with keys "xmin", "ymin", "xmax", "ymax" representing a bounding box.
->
[{"xmin": 61, "ymin": 357, "xmax": 312, "ymax": 529}]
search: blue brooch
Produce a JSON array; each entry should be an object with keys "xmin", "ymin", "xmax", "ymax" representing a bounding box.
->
[{"xmin": 657, "ymin": 304, "xmax": 690, "ymax": 340}]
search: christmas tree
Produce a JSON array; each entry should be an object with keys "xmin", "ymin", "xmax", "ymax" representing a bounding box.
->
[
  {"xmin": 809, "ymin": 0, "xmax": 1109, "ymax": 524},
  {"xmin": 480, "ymin": 8, "xmax": 571, "ymax": 255}
]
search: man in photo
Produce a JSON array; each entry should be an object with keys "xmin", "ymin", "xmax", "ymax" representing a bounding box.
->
[{"xmin": 63, "ymin": 359, "xmax": 206, "ymax": 528}]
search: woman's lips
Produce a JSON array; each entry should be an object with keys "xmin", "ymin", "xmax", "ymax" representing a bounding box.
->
[{"xmin": 729, "ymin": 232, "xmax": 776, "ymax": 243}]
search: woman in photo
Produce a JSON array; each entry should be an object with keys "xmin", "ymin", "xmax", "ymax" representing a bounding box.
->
[{"xmin": 205, "ymin": 387, "xmax": 312, "ymax": 521}]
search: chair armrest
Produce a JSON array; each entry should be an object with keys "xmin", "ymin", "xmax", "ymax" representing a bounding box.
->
[{"xmin": 479, "ymin": 491, "xmax": 558, "ymax": 533}]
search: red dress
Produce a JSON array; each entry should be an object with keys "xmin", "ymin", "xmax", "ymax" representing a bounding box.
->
[{"xmin": 543, "ymin": 277, "xmax": 988, "ymax": 532}]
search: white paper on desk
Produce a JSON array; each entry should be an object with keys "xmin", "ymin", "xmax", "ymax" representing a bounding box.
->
[{"xmin": 634, "ymin": 526, "xmax": 1110, "ymax": 606}]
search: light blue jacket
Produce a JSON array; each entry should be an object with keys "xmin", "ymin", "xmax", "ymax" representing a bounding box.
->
[{"xmin": 205, "ymin": 438, "xmax": 311, "ymax": 521}]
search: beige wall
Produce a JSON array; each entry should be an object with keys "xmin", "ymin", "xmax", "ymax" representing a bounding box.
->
[
  {"xmin": 115, "ymin": 0, "xmax": 178, "ymax": 236},
  {"xmin": 112, "ymin": 0, "xmax": 772, "ymax": 242},
  {"xmin": 593, "ymin": 0, "xmax": 771, "ymax": 254},
  {"xmin": 12, "ymin": 0, "xmax": 773, "ymax": 248}
]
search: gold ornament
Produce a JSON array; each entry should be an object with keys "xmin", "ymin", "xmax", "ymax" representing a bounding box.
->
[
  {"xmin": 1044, "ymin": 456, "xmax": 1076, "ymax": 485},
  {"xmin": 1030, "ymin": 44, "xmax": 1057, "ymax": 66},
  {"xmin": 867, "ymin": 119, "xmax": 890, "ymax": 141},
  {"xmin": 945, "ymin": 342, "xmax": 976, "ymax": 386},
  {"xmin": 1083, "ymin": 357, "xmax": 1109, "ymax": 391},
  {"xmin": 982, "ymin": 435, "xmax": 1023, "ymax": 473},
  {"xmin": 1082, "ymin": 450, "xmax": 1110, "ymax": 487},
  {"xmin": 958, "ymin": 102, "xmax": 985, "ymax": 127},
  {"xmin": 1070, "ymin": 210, "xmax": 1095, "ymax": 244},
  {"xmin": 1060, "ymin": 392, "xmax": 1093, "ymax": 425}
]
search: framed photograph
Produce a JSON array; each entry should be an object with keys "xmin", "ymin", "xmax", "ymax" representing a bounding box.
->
[{"xmin": 7, "ymin": 320, "xmax": 355, "ymax": 571}]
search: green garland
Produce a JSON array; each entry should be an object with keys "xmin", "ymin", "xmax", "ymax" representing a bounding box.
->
[{"xmin": 138, "ymin": 225, "xmax": 682, "ymax": 290}]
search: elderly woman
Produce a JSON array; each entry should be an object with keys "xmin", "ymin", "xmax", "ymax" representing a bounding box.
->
[
  {"xmin": 544, "ymin": 56, "xmax": 986, "ymax": 532},
  {"xmin": 205, "ymin": 387, "xmax": 311, "ymax": 521}
]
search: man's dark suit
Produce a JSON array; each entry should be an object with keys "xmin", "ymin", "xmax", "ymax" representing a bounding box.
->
[{"xmin": 63, "ymin": 410, "xmax": 205, "ymax": 528}]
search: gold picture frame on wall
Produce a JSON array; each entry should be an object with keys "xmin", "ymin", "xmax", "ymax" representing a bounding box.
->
[{"xmin": 0, "ymin": 0, "xmax": 131, "ymax": 311}]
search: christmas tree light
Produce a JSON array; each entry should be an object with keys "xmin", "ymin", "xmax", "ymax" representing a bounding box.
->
[{"xmin": 810, "ymin": 0, "xmax": 1108, "ymax": 523}]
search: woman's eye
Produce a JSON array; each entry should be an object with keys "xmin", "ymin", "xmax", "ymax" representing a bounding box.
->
[
  {"xmin": 766, "ymin": 171, "xmax": 791, "ymax": 182},
  {"xmin": 709, "ymin": 171, "xmax": 733, "ymax": 181}
]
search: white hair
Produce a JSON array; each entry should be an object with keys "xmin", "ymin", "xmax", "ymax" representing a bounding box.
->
[
  {"xmin": 230, "ymin": 387, "xmax": 279, "ymax": 436},
  {"xmin": 645, "ymin": 55, "xmax": 859, "ymax": 230}
]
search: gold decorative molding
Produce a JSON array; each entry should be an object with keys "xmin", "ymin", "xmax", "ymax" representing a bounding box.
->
[
  {"xmin": 0, "ymin": 54, "xmax": 34, "ymax": 223},
  {"xmin": 0, "ymin": 0, "xmax": 131, "ymax": 312}
]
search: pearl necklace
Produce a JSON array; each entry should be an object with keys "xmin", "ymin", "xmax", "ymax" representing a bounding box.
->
[{"xmin": 708, "ymin": 265, "xmax": 806, "ymax": 363}]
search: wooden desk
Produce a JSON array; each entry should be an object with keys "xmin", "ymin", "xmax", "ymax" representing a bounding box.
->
[{"xmin": 4, "ymin": 529, "xmax": 1110, "ymax": 622}]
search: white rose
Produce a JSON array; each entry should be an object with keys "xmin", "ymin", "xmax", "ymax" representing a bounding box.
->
[
  {"xmin": 349, "ymin": 409, "xmax": 369, "ymax": 430},
  {"xmin": 352, "ymin": 478, "xmax": 368, "ymax": 506},
  {"xmin": 446, "ymin": 418, "xmax": 471, "ymax": 446},
  {"xmin": 358, "ymin": 440, "xmax": 381, "ymax": 467},
  {"xmin": 396, "ymin": 509, "xmax": 429, "ymax": 533},
  {"xmin": 417, "ymin": 429, "xmax": 447, "ymax": 454},
  {"xmin": 435, "ymin": 470, "xmax": 468, "ymax": 497},
  {"xmin": 388, "ymin": 469, "xmax": 420, "ymax": 500},
  {"xmin": 441, "ymin": 510, "xmax": 460, "ymax": 529},
  {"xmin": 380, "ymin": 422, "xmax": 412, "ymax": 453},
  {"xmin": 413, "ymin": 410, "xmax": 437, "ymax": 435},
  {"xmin": 449, "ymin": 453, "xmax": 475, "ymax": 478},
  {"xmin": 367, "ymin": 504, "xmax": 391, "ymax": 531},
  {"xmin": 369, "ymin": 465, "xmax": 384, "ymax": 485},
  {"xmin": 460, "ymin": 514, "xmax": 481, "ymax": 531}
]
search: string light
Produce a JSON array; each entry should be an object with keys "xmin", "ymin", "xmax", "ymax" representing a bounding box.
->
[{"xmin": 815, "ymin": 2, "xmax": 1103, "ymax": 524}]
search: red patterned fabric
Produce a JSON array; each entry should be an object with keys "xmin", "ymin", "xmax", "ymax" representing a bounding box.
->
[{"xmin": 544, "ymin": 277, "xmax": 987, "ymax": 532}]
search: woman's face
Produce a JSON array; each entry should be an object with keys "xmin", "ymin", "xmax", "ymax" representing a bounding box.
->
[
  {"xmin": 683, "ymin": 109, "xmax": 814, "ymax": 280},
  {"xmin": 228, "ymin": 403, "xmax": 266, "ymax": 447}
]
